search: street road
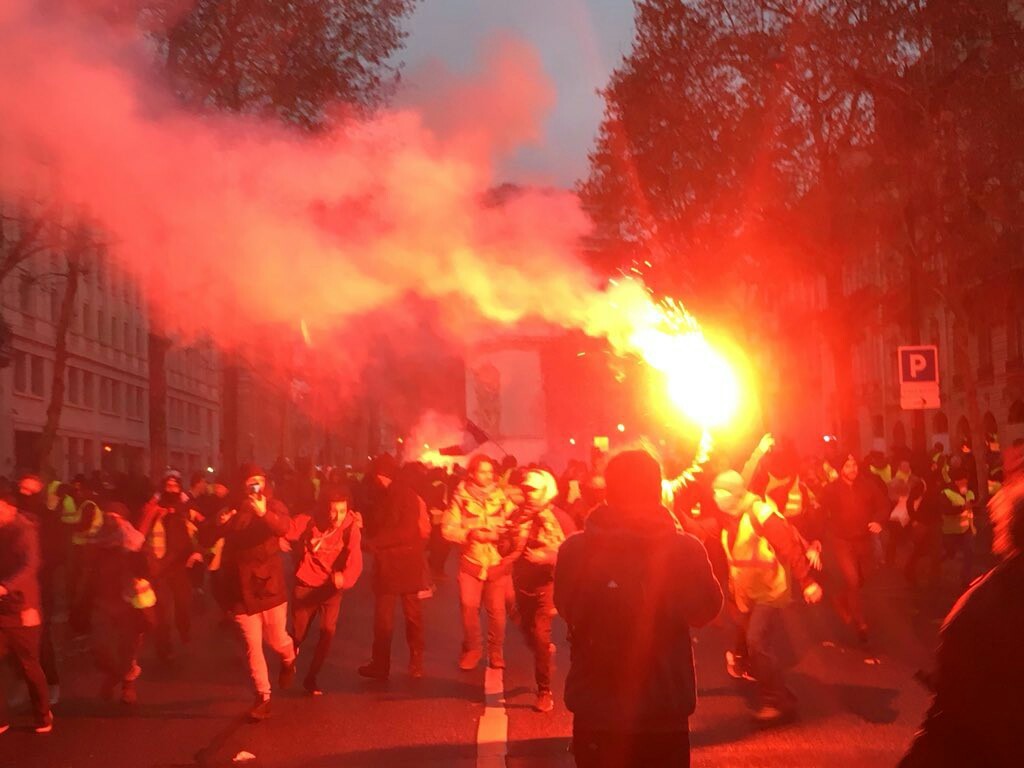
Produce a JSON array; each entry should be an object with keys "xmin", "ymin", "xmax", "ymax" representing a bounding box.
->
[{"xmin": 3, "ymin": 558, "xmax": 955, "ymax": 768}]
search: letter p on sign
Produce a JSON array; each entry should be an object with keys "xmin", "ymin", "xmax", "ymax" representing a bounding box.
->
[
  {"xmin": 909, "ymin": 353, "xmax": 928, "ymax": 379},
  {"xmin": 898, "ymin": 346, "xmax": 940, "ymax": 410}
]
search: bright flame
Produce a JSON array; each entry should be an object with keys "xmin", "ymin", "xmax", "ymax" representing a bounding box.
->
[{"xmin": 588, "ymin": 281, "xmax": 744, "ymax": 431}]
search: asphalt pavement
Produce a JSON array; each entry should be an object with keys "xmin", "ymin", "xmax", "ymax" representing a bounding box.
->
[{"xmin": 1, "ymin": 554, "xmax": 960, "ymax": 768}]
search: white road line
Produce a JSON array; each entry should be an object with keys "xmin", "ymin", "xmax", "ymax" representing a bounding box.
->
[{"xmin": 477, "ymin": 665, "xmax": 508, "ymax": 768}]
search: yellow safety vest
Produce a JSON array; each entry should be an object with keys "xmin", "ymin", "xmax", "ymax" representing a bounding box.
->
[
  {"xmin": 71, "ymin": 500, "xmax": 103, "ymax": 545},
  {"xmin": 721, "ymin": 496, "xmax": 790, "ymax": 613},
  {"xmin": 941, "ymin": 488, "xmax": 976, "ymax": 535}
]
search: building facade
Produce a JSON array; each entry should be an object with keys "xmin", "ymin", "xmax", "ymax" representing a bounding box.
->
[{"xmin": 0, "ymin": 244, "xmax": 221, "ymax": 481}]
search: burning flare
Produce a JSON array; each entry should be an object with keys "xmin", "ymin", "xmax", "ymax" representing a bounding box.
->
[{"xmin": 586, "ymin": 280, "xmax": 744, "ymax": 431}]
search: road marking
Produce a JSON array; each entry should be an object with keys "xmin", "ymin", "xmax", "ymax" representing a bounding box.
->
[{"xmin": 477, "ymin": 665, "xmax": 508, "ymax": 768}]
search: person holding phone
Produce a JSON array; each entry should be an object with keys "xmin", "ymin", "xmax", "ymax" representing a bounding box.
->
[{"xmin": 201, "ymin": 465, "xmax": 295, "ymax": 721}]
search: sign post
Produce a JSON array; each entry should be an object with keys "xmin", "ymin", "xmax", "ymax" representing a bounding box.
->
[{"xmin": 898, "ymin": 346, "xmax": 940, "ymax": 410}]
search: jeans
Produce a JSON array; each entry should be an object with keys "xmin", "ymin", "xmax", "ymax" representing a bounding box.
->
[
  {"xmin": 457, "ymin": 570, "xmax": 508, "ymax": 656},
  {"xmin": 515, "ymin": 582, "xmax": 554, "ymax": 691},
  {"xmin": 232, "ymin": 602, "xmax": 296, "ymax": 697},
  {"xmin": 292, "ymin": 584, "xmax": 343, "ymax": 684},
  {"xmin": 371, "ymin": 592, "xmax": 424, "ymax": 670},
  {"xmin": 0, "ymin": 625, "xmax": 50, "ymax": 722},
  {"xmin": 572, "ymin": 722, "xmax": 690, "ymax": 768},
  {"xmin": 745, "ymin": 604, "xmax": 784, "ymax": 708},
  {"xmin": 831, "ymin": 537, "xmax": 869, "ymax": 630},
  {"xmin": 93, "ymin": 606, "xmax": 145, "ymax": 685},
  {"xmin": 153, "ymin": 568, "xmax": 192, "ymax": 657}
]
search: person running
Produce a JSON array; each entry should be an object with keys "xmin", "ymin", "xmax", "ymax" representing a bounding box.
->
[
  {"xmin": 135, "ymin": 470, "xmax": 202, "ymax": 662},
  {"xmin": 510, "ymin": 468, "xmax": 577, "ymax": 713},
  {"xmin": 290, "ymin": 483, "xmax": 363, "ymax": 695},
  {"xmin": 712, "ymin": 470, "xmax": 823, "ymax": 724},
  {"xmin": 820, "ymin": 453, "xmax": 888, "ymax": 644},
  {"xmin": 201, "ymin": 465, "xmax": 296, "ymax": 721},
  {"xmin": 442, "ymin": 454, "xmax": 516, "ymax": 671},
  {"xmin": 0, "ymin": 494, "xmax": 54, "ymax": 734},
  {"xmin": 359, "ymin": 464, "xmax": 429, "ymax": 681}
]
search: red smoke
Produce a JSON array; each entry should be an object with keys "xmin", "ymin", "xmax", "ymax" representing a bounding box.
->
[{"xmin": 0, "ymin": 2, "xmax": 598, "ymax": 367}]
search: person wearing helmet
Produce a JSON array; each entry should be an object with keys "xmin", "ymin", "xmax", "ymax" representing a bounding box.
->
[{"xmin": 511, "ymin": 468, "xmax": 577, "ymax": 713}]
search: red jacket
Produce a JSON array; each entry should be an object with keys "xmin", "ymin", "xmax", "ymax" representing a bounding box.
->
[{"xmin": 293, "ymin": 512, "xmax": 363, "ymax": 590}]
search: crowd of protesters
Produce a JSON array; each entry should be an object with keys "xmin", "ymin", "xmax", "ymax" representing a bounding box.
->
[{"xmin": 1, "ymin": 432, "xmax": 1022, "ymax": 767}]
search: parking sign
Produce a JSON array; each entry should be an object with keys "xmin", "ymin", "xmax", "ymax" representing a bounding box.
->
[{"xmin": 898, "ymin": 345, "xmax": 940, "ymax": 410}]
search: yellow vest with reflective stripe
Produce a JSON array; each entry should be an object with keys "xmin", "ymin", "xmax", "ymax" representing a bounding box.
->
[{"xmin": 721, "ymin": 495, "xmax": 790, "ymax": 613}]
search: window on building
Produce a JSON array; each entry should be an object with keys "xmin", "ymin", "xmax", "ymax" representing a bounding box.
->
[
  {"xmin": 83, "ymin": 439, "xmax": 94, "ymax": 472},
  {"xmin": 83, "ymin": 371, "xmax": 95, "ymax": 408},
  {"xmin": 206, "ymin": 409, "xmax": 214, "ymax": 439},
  {"xmin": 136, "ymin": 387, "xmax": 145, "ymax": 419},
  {"xmin": 30, "ymin": 355, "xmax": 44, "ymax": 397},
  {"xmin": 111, "ymin": 316, "xmax": 119, "ymax": 349},
  {"xmin": 137, "ymin": 329, "xmax": 145, "ymax": 359},
  {"xmin": 13, "ymin": 350, "xmax": 27, "ymax": 393},
  {"xmin": 98, "ymin": 310, "xmax": 106, "ymax": 344},
  {"xmin": 18, "ymin": 273, "xmax": 32, "ymax": 314},
  {"xmin": 68, "ymin": 367, "xmax": 80, "ymax": 404},
  {"xmin": 112, "ymin": 381, "xmax": 121, "ymax": 414},
  {"xmin": 188, "ymin": 403, "xmax": 200, "ymax": 434},
  {"xmin": 83, "ymin": 302, "xmax": 92, "ymax": 337},
  {"xmin": 68, "ymin": 437, "xmax": 79, "ymax": 476},
  {"xmin": 100, "ymin": 377, "xmax": 112, "ymax": 412},
  {"xmin": 123, "ymin": 321, "xmax": 129, "ymax": 354}
]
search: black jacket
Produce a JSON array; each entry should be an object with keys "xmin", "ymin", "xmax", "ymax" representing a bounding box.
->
[
  {"xmin": 554, "ymin": 504, "xmax": 722, "ymax": 732},
  {"xmin": 901, "ymin": 553, "xmax": 1024, "ymax": 767},
  {"xmin": 202, "ymin": 497, "xmax": 290, "ymax": 615},
  {"xmin": 366, "ymin": 480, "xmax": 427, "ymax": 596},
  {"xmin": 821, "ymin": 476, "xmax": 889, "ymax": 540}
]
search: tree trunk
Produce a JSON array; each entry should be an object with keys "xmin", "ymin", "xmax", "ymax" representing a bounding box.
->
[
  {"xmin": 148, "ymin": 320, "xmax": 171, "ymax": 480},
  {"xmin": 37, "ymin": 255, "xmax": 81, "ymax": 474}
]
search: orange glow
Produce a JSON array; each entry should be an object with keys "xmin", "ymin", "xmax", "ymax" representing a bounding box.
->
[{"xmin": 587, "ymin": 280, "xmax": 747, "ymax": 432}]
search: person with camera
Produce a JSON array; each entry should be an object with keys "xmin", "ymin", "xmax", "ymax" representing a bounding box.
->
[
  {"xmin": 442, "ymin": 454, "xmax": 517, "ymax": 671},
  {"xmin": 201, "ymin": 465, "xmax": 296, "ymax": 721},
  {"xmin": 510, "ymin": 468, "xmax": 576, "ymax": 713}
]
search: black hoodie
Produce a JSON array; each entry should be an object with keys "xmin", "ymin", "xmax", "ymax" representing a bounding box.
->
[{"xmin": 554, "ymin": 504, "xmax": 722, "ymax": 733}]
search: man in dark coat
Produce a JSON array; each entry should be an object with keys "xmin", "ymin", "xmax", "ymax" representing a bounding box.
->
[
  {"xmin": 554, "ymin": 450, "xmax": 722, "ymax": 768},
  {"xmin": 0, "ymin": 495, "xmax": 54, "ymax": 733},
  {"xmin": 820, "ymin": 453, "xmax": 889, "ymax": 644},
  {"xmin": 358, "ymin": 463, "xmax": 429, "ymax": 681},
  {"xmin": 201, "ymin": 465, "xmax": 295, "ymax": 721}
]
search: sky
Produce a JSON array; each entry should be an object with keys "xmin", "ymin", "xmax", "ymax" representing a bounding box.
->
[{"xmin": 401, "ymin": 0, "xmax": 637, "ymax": 188}]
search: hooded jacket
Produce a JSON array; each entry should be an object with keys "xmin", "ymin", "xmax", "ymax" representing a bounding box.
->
[
  {"xmin": 554, "ymin": 503, "xmax": 722, "ymax": 733},
  {"xmin": 442, "ymin": 480, "xmax": 516, "ymax": 580}
]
